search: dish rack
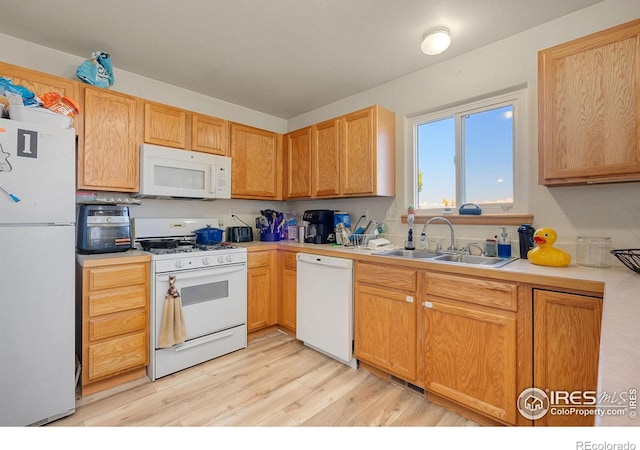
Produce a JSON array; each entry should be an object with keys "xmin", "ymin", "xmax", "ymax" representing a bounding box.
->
[
  {"xmin": 348, "ymin": 233, "xmax": 378, "ymax": 248},
  {"xmin": 610, "ymin": 249, "xmax": 640, "ymax": 274}
]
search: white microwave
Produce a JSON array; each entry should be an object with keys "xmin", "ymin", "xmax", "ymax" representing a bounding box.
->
[{"xmin": 136, "ymin": 144, "xmax": 231, "ymax": 199}]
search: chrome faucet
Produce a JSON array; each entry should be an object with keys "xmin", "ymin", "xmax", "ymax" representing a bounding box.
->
[
  {"xmin": 420, "ymin": 216, "xmax": 456, "ymax": 251},
  {"xmin": 459, "ymin": 243, "xmax": 484, "ymax": 256},
  {"xmin": 456, "ymin": 242, "xmax": 484, "ymax": 262}
]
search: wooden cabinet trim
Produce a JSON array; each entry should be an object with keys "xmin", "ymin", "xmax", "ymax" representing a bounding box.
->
[
  {"xmin": 425, "ymin": 272, "xmax": 518, "ymax": 311},
  {"xmin": 88, "ymin": 285, "xmax": 147, "ymax": 317},
  {"xmin": 355, "ymin": 261, "xmax": 417, "ymax": 292},
  {"xmin": 87, "ymin": 263, "xmax": 148, "ymax": 291}
]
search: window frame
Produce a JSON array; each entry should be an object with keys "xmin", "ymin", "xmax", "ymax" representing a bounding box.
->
[{"xmin": 409, "ymin": 87, "xmax": 529, "ymax": 215}]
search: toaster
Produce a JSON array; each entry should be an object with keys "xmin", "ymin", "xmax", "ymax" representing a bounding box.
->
[{"xmin": 226, "ymin": 226, "xmax": 253, "ymax": 243}]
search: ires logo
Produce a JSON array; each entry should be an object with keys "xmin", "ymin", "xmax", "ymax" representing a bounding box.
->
[{"xmin": 517, "ymin": 388, "xmax": 637, "ymax": 420}]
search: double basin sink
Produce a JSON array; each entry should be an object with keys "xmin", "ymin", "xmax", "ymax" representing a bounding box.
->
[{"xmin": 372, "ymin": 249, "xmax": 518, "ymax": 268}]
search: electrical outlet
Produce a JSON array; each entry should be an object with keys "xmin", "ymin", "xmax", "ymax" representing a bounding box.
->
[
  {"xmin": 361, "ymin": 208, "xmax": 369, "ymax": 220},
  {"xmin": 385, "ymin": 208, "xmax": 397, "ymax": 222}
]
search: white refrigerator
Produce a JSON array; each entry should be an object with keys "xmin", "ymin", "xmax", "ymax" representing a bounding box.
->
[{"xmin": 0, "ymin": 117, "xmax": 76, "ymax": 426}]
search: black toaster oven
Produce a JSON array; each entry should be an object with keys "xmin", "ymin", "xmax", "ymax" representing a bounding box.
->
[{"xmin": 76, "ymin": 205, "xmax": 132, "ymax": 254}]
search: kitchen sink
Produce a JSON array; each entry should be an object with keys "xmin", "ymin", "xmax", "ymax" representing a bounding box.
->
[
  {"xmin": 372, "ymin": 248, "xmax": 518, "ymax": 268},
  {"xmin": 433, "ymin": 253, "xmax": 518, "ymax": 268},
  {"xmin": 372, "ymin": 249, "xmax": 441, "ymax": 259}
]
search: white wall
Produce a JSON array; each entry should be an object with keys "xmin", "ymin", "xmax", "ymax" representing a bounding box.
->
[{"xmin": 288, "ymin": 0, "xmax": 640, "ymax": 259}]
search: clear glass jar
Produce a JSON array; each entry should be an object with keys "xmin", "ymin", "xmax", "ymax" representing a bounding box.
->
[{"xmin": 576, "ymin": 236, "xmax": 612, "ymax": 268}]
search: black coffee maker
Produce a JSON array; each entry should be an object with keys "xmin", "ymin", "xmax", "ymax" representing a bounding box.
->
[{"xmin": 302, "ymin": 210, "xmax": 335, "ymax": 244}]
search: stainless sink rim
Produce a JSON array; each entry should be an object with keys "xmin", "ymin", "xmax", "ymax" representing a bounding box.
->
[{"xmin": 371, "ymin": 248, "xmax": 518, "ymax": 268}]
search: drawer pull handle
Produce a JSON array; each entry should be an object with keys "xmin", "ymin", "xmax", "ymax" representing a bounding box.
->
[
  {"xmin": 406, "ymin": 296, "xmax": 414, "ymax": 303},
  {"xmin": 422, "ymin": 301, "xmax": 434, "ymax": 309}
]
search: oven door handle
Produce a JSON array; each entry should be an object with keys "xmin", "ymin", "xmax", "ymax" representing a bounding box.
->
[
  {"xmin": 157, "ymin": 264, "xmax": 246, "ymax": 281},
  {"xmin": 172, "ymin": 330, "xmax": 236, "ymax": 352}
]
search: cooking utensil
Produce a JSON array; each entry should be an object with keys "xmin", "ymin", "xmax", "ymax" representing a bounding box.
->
[{"xmin": 193, "ymin": 225, "xmax": 224, "ymax": 245}]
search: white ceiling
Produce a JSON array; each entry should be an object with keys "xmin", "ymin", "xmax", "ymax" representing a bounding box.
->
[{"xmin": 0, "ymin": 0, "xmax": 601, "ymax": 119}]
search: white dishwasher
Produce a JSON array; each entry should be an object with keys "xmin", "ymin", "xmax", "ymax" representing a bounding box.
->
[{"xmin": 296, "ymin": 253, "xmax": 357, "ymax": 368}]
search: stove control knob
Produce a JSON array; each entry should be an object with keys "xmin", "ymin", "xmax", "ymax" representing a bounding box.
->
[
  {"xmin": 226, "ymin": 255, "xmax": 233, "ymax": 262},
  {"xmin": 175, "ymin": 260, "xmax": 184, "ymax": 268},
  {"xmin": 202, "ymin": 257, "xmax": 210, "ymax": 265},
  {"xmin": 218, "ymin": 256, "xmax": 225, "ymax": 263}
]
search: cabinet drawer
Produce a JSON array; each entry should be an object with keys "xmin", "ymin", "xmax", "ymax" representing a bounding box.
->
[
  {"xmin": 89, "ymin": 285, "xmax": 147, "ymax": 317},
  {"xmin": 248, "ymin": 251, "xmax": 271, "ymax": 268},
  {"xmin": 356, "ymin": 262, "xmax": 417, "ymax": 292},
  {"xmin": 87, "ymin": 332, "xmax": 148, "ymax": 381},
  {"xmin": 88, "ymin": 263, "xmax": 148, "ymax": 291},
  {"xmin": 282, "ymin": 251, "xmax": 297, "ymax": 270},
  {"xmin": 89, "ymin": 309, "xmax": 147, "ymax": 341},
  {"xmin": 425, "ymin": 273, "xmax": 518, "ymax": 311}
]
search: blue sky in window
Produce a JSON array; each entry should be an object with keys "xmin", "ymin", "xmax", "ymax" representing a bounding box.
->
[{"xmin": 418, "ymin": 106, "xmax": 513, "ymax": 209}]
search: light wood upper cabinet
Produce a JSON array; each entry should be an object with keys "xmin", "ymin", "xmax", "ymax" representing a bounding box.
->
[
  {"xmin": 538, "ymin": 19, "xmax": 640, "ymax": 185},
  {"xmin": 0, "ymin": 61, "xmax": 82, "ymax": 136},
  {"xmin": 143, "ymin": 102, "xmax": 229, "ymax": 155},
  {"xmin": 532, "ymin": 289, "xmax": 602, "ymax": 426},
  {"xmin": 144, "ymin": 102, "xmax": 188, "ymax": 149},
  {"xmin": 285, "ymin": 105, "xmax": 395, "ymax": 199},
  {"xmin": 341, "ymin": 105, "xmax": 395, "ymax": 196},
  {"xmin": 230, "ymin": 122, "xmax": 281, "ymax": 199},
  {"xmin": 312, "ymin": 118, "xmax": 341, "ymax": 198},
  {"xmin": 191, "ymin": 113, "xmax": 228, "ymax": 155},
  {"xmin": 283, "ymin": 127, "xmax": 312, "ymax": 199},
  {"xmin": 0, "ymin": 61, "xmax": 80, "ymax": 105},
  {"xmin": 78, "ymin": 87, "xmax": 142, "ymax": 192}
]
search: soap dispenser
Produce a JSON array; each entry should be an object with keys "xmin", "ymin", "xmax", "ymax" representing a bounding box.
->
[{"xmin": 497, "ymin": 227, "xmax": 512, "ymax": 258}]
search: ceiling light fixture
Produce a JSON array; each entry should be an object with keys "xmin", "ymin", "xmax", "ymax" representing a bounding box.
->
[{"xmin": 421, "ymin": 27, "xmax": 451, "ymax": 56}]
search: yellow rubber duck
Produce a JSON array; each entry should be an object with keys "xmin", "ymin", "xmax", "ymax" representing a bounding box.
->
[{"xmin": 527, "ymin": 227, "xmax": 572, "ymax": 267}]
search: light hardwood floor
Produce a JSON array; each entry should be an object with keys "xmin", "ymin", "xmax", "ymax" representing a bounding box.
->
[{"xmin": 51, "ymin": 330, "xmax": 479, "ymax": 427}]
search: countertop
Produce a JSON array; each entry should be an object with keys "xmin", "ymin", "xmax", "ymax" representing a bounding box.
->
[{"xmin": 244, "ymin": 240, "xmax": 640, "ymax": 426}]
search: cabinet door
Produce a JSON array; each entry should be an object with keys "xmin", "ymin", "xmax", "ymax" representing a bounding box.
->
[
  {"xmin": 533, "ymin": 290, "xmax": 602, "ymax": 426},
  {"xmin": 538, "ymin": 19, "xmax": 640, "ymax": 185},
  {"xmin": 247, "ymin": 266, "xmax": 273, "ymax": 331},
  {"xmin": 312, "ymin": 118, "xmax": 340, "ymax": 197},
  {"xmin": 191, "ymin": 113, "xmax": 229, "ymax": 155},
  {"xmin": 354, "ymin": 284, "xmax": 416, "ymax": 381},
  {"xmin": 422, "ymin": 298, "xmax": 517, "ymax": 425},
  {"xmin": 0, "ymin": 61, "xmax": 80, "ymax": 103},
  {"xmin": 144, "ymin": 102, "xmax": 188, "ymax": 149},
  {"xmin": 341, "ymin": 107, "xmax": 375, "ymax": 195},
  {"xmin": 247, "ymin": 251, "xmax": 276, "ymax": 331},
  {"xmin": 279, "ymin": 251, "xmax": 297, "ymax": 330},
  {"xmin": 230, "ymin": 123, "xmax": 281, "ymax": 199},
  {"xmin": 284, "ymin": 127, "xmax": 312, "ymax": 199},
  {"xmin": 79, "ymin": 87, "xmax": 141, "ymax": 191}
]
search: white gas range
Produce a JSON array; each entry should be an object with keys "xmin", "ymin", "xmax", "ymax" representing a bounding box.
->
[{"xmin": 132, "ymin": 217, "xmax": 248, "ymax": 381}]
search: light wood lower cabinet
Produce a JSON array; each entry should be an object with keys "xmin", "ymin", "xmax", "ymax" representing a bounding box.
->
[
  {"xmin": 247, "ymin": 250, "xmax": 277, "ymax": 331},
  {"xmin": 77, "ymin": 255, "xmax": 150, "ymax": 396},
  {"xmin": 532, "ymin": 289, "xmax": 603, "ymax": 426},
  {"xmin": 420, "ymin": 272, "xmax": 519, "ymax": 425},
  {"xmin": 354, "ymin": 262, "xmax": 417, "ymax": 382},
  {"xmin": 279, "ymin": 250, "xmax": 297, "ymax": 331}
]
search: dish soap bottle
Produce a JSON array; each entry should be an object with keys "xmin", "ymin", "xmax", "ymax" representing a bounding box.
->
[{"xmin": 497, "ymin": 227, "xmax": 512, "ymax": 258}]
